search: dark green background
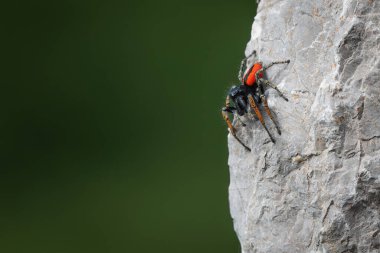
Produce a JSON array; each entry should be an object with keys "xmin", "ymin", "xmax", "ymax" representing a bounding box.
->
[{"xmin": 1, "ymin": 1, "xmax": 257, "ymax": 252}]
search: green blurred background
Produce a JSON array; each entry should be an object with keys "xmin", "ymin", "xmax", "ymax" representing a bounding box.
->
[{"xmin": 1, "ymin": 1, "xmax": 257, "ymax": 252}]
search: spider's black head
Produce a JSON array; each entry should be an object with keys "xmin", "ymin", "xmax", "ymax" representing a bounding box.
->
[{"xmin": 229, "ymin": 85, "xmax": 248, "ymax": 116}]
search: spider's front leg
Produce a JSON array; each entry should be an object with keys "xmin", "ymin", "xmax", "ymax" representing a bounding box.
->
[
  {"xmin": 222, "ymin": 96, "xmax": 251, "ymax": 151},
  {"xmin": 235, "ymin": 114, "xmax": 247, "ymax": 127}
]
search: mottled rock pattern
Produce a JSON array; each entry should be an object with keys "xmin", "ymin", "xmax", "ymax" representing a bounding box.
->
[{"xmin": 228, "ymin": 1, "xmax": 380, "ymax": 252}]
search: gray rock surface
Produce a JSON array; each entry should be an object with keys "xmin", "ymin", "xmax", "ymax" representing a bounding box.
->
[{"xmin": 228, "ymin": 1, "xmax": 380, "ymax": 252}]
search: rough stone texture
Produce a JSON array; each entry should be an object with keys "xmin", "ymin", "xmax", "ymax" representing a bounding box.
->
[{"xmin": 228, "ymin": 1, "xmax": 380, "ymax": 253}]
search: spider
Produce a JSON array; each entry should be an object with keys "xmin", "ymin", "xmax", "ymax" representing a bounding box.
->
[{"xmin": 221, "ymin": 51, "xmax": 290, "ymax": 151}]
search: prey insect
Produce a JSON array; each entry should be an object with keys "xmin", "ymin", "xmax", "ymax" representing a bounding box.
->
[{"xmin": 221, "ymin": 51, "xmax": 290, "ymax": 151}]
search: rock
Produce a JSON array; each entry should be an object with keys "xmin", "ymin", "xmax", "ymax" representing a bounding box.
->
[{"xmin": 227, "ymin": 1, "xmax": 380, "ymax": 252}]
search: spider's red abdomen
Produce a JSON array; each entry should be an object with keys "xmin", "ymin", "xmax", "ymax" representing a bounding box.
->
[{"xmin": 244, "ymin": 63, "xmax": 263, "ymax": 86}]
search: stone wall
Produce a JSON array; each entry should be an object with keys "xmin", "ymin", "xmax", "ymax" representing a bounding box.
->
[{"xmin": 228, "ymin": 1, "xmax": 380, "ymax": 252}]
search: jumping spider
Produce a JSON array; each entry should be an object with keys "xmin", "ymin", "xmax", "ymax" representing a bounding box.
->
[{"xmin": 221, "ymin": 51, "xmax": 290, "ymax": 151}]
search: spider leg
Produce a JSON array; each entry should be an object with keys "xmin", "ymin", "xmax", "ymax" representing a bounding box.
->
[
  {"xmin": 255, "ymin": 68, "xmax": 289, "ymax": 102},
  {"xmin": 222, "ymin": 107, "xmax": 246, "ymax": 127},
  {"xmin": 263, "ymin": 79, "xmax": 289, "ymax": 101},
  {"xmin": 222, "ymin": 96, "xmax": 251, "ymax": 151},
  {"xmin": 235, "ymin": 115, "xmax": 247, "ymax": 127},
  {"xmin": 238, "ymin": 50, "xmax": 257, "ymax": 83},
  {"xmin": 222, "ymin": 110, "xmax": 251, "ymax": 151},
  {"xmin": 255, "ymin": 79, "xmax": 282, "ymax": 135},
  {"xmin": 247, "ymin": 94, "xmax": 275, "ymax": 143},
  {"xmin": 263, "ymin": 60, "xmax": 290, "ymax": 71},
  {"xmin": 259, "ymin": 59, "xmax": 290, "ymax": 101}
]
